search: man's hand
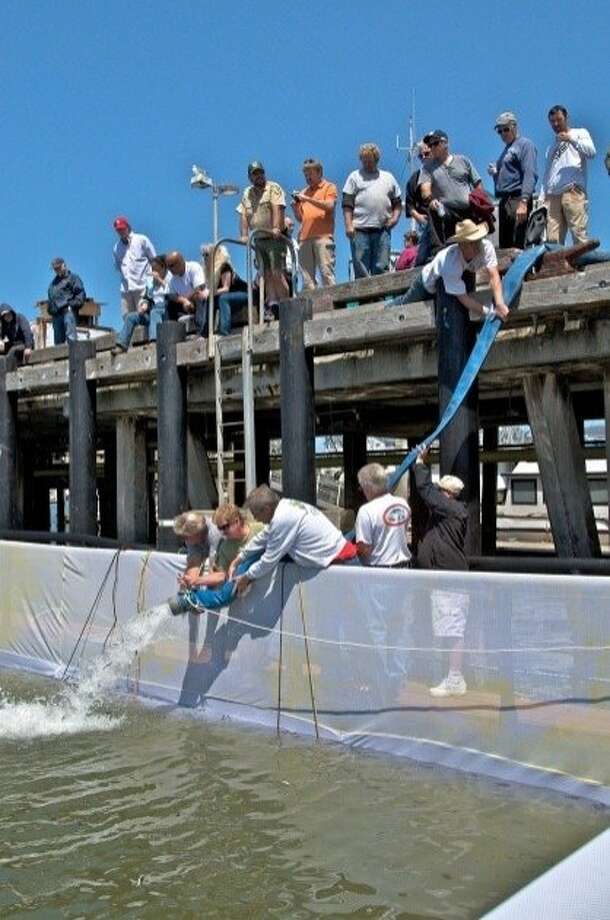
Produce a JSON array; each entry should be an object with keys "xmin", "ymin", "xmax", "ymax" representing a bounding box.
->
[
  {"xmin": 178, "ymin": 571, "xmax": 197, "ymax": 589},
  {"xmin": 227, "ymin": 558, "xmax": 240, "ymax": 580},
  {"xmin": 271, "ymin": 227, "xmax": 281, "ymax": 239},
  {"xmin": 137, "ymin": 300, "xmax": 149, "ymax": 315},
  {"xmin": 235, "ymin": 574, "xmax": 252, "ymax": 596},
  {"xmin": 556, "ymin": 131, "xmax": 571, "ymax": 143},
  {"xmin": 179, "ymin": 296, "xmax": 194, "ymax": 312},
  {"xmin": 345, "ymin": 226, "xmax": 355, "ymax": 239},
  {"xmin": 23, "ymin": 348, "xmax": 32, "ymax": 362},
  {"xmin": 412, "ymin": 210, "xmax": 428, "ymax": 225},
  {"xmin": 495, "ymin": 302, "xmax": 509, "ymax": 321},
  {"xmin": 515, "ymin": 201, "xmax": 528, "ymax": 224},
  {"xmin": 429, "ymin": 199, "xmax": 442, "ymax": 213},
  {"xmin": 418, "ymin": 446, "xmax": 431, "ymax": 465},
  {"xmin": 487, "ymin": 162, "xmax": 498, "ymax": 177}
]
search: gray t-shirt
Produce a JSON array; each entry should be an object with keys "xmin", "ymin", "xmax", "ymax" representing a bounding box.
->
[
  {"xmin": 342, "ymin": 168, "xmax": 402, "ymax": 229},
  {"xmin": 419, "ymin": 155, "xmax": 481, "ymax": 209}
]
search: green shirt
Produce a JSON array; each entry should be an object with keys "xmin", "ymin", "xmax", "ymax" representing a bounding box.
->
[{"xmin": 215, "ymin": 521, "xmax": 265, "ymax": 573}]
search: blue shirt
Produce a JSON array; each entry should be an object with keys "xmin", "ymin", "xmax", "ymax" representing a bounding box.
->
[{"xmin": 493, "ymin": 136, "xmax": 538, "ymax": 199}]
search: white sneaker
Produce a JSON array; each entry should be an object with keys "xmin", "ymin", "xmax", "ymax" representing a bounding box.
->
[{"xmin": 429, "ymin": 675, "xmax": 467, "ymax": 697}]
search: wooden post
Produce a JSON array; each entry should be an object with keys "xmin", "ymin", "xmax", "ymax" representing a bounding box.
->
[
  {"xmin": 255, "ymin": 423, "xmax": 271, "ymax": 488},
  {"xmin": 279, "ymin": 297, "xmax": 316, "ymax": 503},
  {"xmin": 481, "ymin": 425, "xmax": 498, "ymax": 556},
  {"xmin": 524, "ymin": 372, "xmax": 601, "ymax": 557},
  {"xmin": 0, "ymin": 353, "xmax": 20, "ymax": 529},
  {"xmin": 604, "ymin": 368, "xmax": 610, "ymax": 542},
  {"xmin": 99, "ymin": 433, "xmax": 117, "ymax": 538},
  {"xmin": 68, "ymin": 339, "xmax": 97, "ymax": 535},
  {"xmin": 156, "ymin": 321, "xmax": 188, "ymax": 549},
  {"xmin": 116, "ymin": 417, "xmax": 149, "ymax": 544},
  {"xmin": 56, "ymin": 484, "xmax": 66, "ymax": 533},
  {"xmin": 187, "ymin": 420, "xmax": 218, "ymax": 509},
  {"xmin": 436, "ymin": 280, "xmax": 481, "ymax": 555},
  {"xmin": 343, "ymin": 430, "xmax": 367, "ymax": 511}
]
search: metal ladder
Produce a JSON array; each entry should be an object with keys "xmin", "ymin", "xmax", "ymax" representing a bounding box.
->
[{"xmin": 208, "ymin": 231, "xmax": 299, "ymax": 503}]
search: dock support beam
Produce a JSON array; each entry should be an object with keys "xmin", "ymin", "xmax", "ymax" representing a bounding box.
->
[
  {"xmin": 524, "ymin": 372, "xmax": 600, "ymax": 557},
  {"xmin": 116, "ymin": 417, "xmax": 149, "ymax": 544},
  {"xmin": 343, "ymin": 430, "xmax": 367, "ymax": 512},
  {"xmin": 436, "ymin": 281, "xmax": 480, "ymax": 555},
  {"xmin": 187, "ymin": 420, "xmax": 218, "ymax": 509},
  {"xmin": 156, "ymin": 322, "xmax": 187, "ymax": 549},
  {"xmin": 0, "ymin": 353, "xmax": 20, "ymax": 529},
  {"xmin": 69, "ymin": 339, "xmax": 98, "ymax": 535},
  {"xmin": 255, "ymin": 423, "xmax": 271, "ymax": 489},
  {"xmin": 481, "ymin": 426, "xmax": 498, "ymax": 555},
  {"xmin": 279, "ymin": 297, "xmax": 316, "ymax": 503}
]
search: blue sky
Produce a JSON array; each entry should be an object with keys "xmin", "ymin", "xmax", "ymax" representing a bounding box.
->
[{"xmin": 0, "ymin": 0, "xmax": 608, "ymax": 329}]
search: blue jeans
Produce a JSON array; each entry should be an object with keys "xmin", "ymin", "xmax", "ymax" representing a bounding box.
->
[
  {"xmin": 218, "ymin": 291, "xmax": 248, "ymax": 336},
  {"xmin": 115, "ymin": 305, "xmax": 166, "ymax": 350},
  {"xmin": 414, "ymin": 221, "xmax": 433, "ymax": 266},
  {"xmin": 386, "ymin": 273, "xmax": 433, "ymax": 308},
  {"xmin": 351, "ymin": 227, "xmax": 391, "ymax": 278},
  {"xmin": 52, "ymin": 308, "xmax": 77, "ymax": 345}
]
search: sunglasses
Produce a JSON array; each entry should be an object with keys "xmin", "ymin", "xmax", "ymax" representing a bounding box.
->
[
  {"xmin": 428, "ymin": 139, "xmax": 443, "ymax": 147},
  {"xmin": 496, "ymin": 126, "xmax": 512, "ymax": 134},
  {"xmin": 217, "ymin": 522, "xmax": 232, "ymax": 532}
]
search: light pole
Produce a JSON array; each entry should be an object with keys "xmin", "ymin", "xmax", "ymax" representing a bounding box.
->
[{"xmin": 190, "ymin": 165, "xmax": 240, "ymax": 243}]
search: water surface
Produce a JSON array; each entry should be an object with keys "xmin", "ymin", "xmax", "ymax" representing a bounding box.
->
[{"xmin": 1, "ymin": 669, "xmax": 608, "ymax": 919}]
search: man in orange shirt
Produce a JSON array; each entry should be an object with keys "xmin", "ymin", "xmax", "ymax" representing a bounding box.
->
[{"xmin": 291, "ymin": 157, "xmax": 337, "ymax": 289}]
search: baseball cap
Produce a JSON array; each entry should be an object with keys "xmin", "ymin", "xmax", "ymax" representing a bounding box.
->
[
  {"xmin": 0, "ymin": 302, "xmax": 14, "ymax": 316},
  {"xmin": 495, "ymin": 111, "xmax": 517, "ymax": 128},
  {"xmin": 113, "ymin": 215, "xmax": 130, "ymax": 230},
  {"xmin": 51, "ymin": 257, "xmax": 65, "ymax": 266},
  {"xmin": 247, "ymin": 161, "xmax": 265, "ymax": 177},
  {"xmin": 423, "ymin": 129, "xmax": 448, "ymax": 144}
]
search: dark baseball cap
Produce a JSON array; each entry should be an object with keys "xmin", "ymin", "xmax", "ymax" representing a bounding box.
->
[
  {"xmin": 0, "ymin": 302, "xmax": 14, "ymax": 316},
  {"xmin": 423, "ymin": 129, "xmax": 448, "ymax": 144},
  {"xmin": 247, "ymin": 161, "xmax": 265, "ymax": 177}
]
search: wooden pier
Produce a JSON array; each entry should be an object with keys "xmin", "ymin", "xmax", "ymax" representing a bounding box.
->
[{"xmin": 1, "ymin": 254, "xmax": 609, "ymax": 557}]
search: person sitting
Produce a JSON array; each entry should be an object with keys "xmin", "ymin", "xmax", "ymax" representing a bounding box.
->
[
  {"xmin": 230, "ymin": 485, "xmax": 358, "ymax": 595},
  {"xmin": 355, "ymin": 463, "xmax": 411, "ymax": 568},
  {"xmin": 414, "ymin": 448, "xmax": 469, "ymax": 698},
  {"xmin": 395, "ymin": 231, "xmax": 420, "ymax": 271},
  {"xmin": 392, "ymin": 220, "xmax": 509, "ymax": 321},
  {"xmin": 202, "ymin": 244, "xmax": 249, "ymax": 337},
  {"xmin": 165, "ymin": 250, "xmax": 209, "ymax": 337},
  {"xmin": 0, "ymin": 303, "xmax": 34, "ymax": 364},
  {"xmin": 112, "ymin": 254, "xmax": 170, "ymax": 354}
]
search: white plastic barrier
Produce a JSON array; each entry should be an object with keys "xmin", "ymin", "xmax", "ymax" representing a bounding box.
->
[{"xmin": 2, "ymin": 540, "xmax": 610, "ymax": 803}]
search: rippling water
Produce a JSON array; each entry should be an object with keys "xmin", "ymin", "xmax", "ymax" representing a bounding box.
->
[{"xmin": 0, "ymin": 669, "xmax": 608, "ymax": 919}]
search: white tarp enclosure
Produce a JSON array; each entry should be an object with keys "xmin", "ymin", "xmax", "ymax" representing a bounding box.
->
[{"xmin": 1, "ymin": 540, "xmax": 610, "ymax": 803}]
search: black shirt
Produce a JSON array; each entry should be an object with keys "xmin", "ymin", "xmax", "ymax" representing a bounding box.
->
[{"xmin": 414, "ymin": 463, "xmax": 468, "ymax": 571}]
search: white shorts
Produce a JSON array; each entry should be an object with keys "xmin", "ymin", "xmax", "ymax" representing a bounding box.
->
[{"xmin": 431, "ymin": 590, "xmax": 469, "ymax": 638}]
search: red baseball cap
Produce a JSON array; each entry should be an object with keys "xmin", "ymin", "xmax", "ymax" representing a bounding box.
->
[{"xmin": 113, "ymin": 215, "xmax": 130, "ymax": 230}]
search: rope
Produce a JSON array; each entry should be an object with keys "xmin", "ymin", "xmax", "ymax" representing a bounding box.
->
[
  {"xmin": 297, "ymin": 577, "xmax": 320, "ymax": 740},
  {"xmin": 181, "ymin": 595, "xmax": 610, "ymax": 656},
  {"xmin": 276, "ymin": 565, "xmax": 286, "ymax": 736},
  {"xmin": 60, "ymin": 548, "xmax": 122, "ymax": 681},
  {"xmin": 131, "ymin": 550, "xmax": 153, "ymax": 694}
]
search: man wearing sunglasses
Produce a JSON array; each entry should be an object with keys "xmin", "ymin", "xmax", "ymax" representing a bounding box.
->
[
  {"xmin": 488, "ymin": 112, "xmax": 537, "ymax": 249},
  {"xmin": 418, "ymin": 130, "xmax": 482, "ymax": 249}
]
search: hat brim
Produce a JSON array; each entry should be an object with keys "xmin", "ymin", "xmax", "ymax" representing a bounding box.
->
[{"xmin": 447, "ymin": 223, "xmax": 489, "ymax": 244}]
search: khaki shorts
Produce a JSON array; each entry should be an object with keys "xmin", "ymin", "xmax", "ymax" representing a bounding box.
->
[
  {"xmin": 254, "ymin": 238, "xmax": 287, "ymax": 273},
  {"xmin": 431, "ymin": 590, "xmax": 469, "ymax": 638}
]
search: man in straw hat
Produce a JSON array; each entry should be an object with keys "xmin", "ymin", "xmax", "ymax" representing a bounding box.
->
[{"xmin": 391, "ymin": 219, "xmax": 509, "ymax": 321}]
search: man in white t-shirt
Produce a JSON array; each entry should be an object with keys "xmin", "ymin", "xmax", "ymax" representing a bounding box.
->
[
  {"xmin": 165, "ymin": 250, "xmax": 209, "ymax": 337},
  {"xmin": 355, "ymin": 463, "xmax": 411, "ymax": 568},
  {"xmin": 231, "ymin": 485, "xmax": 357, "ymax": 594},
  {"xmin": 393, "ymin": 220, "xmax": 509, "ymax": 321}
]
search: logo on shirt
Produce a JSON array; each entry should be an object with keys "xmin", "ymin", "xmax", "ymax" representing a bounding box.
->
[{"xmin": 382, "ymin": 503, "xmax": 410, "ymax": 527}]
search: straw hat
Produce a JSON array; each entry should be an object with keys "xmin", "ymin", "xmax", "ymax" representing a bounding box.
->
[{"xmin": 447, "ymin": 220, "xmax": 489, "ymax": 244}]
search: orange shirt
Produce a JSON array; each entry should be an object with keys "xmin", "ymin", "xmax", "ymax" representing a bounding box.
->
[{"xmin": 296, "ymin": 179, "xmax": 337, "ymax": 240}]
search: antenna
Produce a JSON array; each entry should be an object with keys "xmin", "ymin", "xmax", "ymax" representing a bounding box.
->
[{"xmin": 396, "ymin": 89, "xmax": 417, "ymax": 169}]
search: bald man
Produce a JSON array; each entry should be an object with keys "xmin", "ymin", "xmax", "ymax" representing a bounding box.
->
[{"xmin": 165, "ymin": 250, "xmax": 209, "ymax": 337}]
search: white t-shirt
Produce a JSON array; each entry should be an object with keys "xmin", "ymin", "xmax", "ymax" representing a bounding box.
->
[
  {"xmin": 342, "ymin": 168, "xmax": 402, "ymax": 229},
  {"xmin": 355, "ymin": 493, "xmax": 411, "ymax": 567},
  {"xmin": 240, "ymin": 498, "xmax": 346, "ymax": 581},
  {"xmin": 421, "ymin": 238, "xmax": 497, "ymax": 297},
  {"xmin": 168, "ymin": 261, "xmax": 206, "ymax": 297},
  {"xmin": 113, "ymin": 232, "xmax": 156, "ymax": 292}
]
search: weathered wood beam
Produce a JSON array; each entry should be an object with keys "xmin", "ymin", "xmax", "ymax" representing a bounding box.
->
[
  {"xmin": 68, "ymin": 339, "xmax": 98, "ymax": 535},
  {"xmin": 523, "ymin": 372, "xmax": 601, "ymax": 558},
  {"xmin": 156, "ymin": 322, "xmax": 188, "ymax": 550},
  {"xmin": 187, "ymin": 421, "xmax": 218, "ymax": 509},
  {"xmin": 116, "ymin": 417, "xmax": 149, "ymax": 544},
  {"xmin": 481, "ymin": 426, "xmax": 498, "ymax": 556},
  {"xmin": 279, "ymin": 297, "xmax": 316, "ymax": 503},
  {"xmin": 0, "ymin": 353, "xmax": 20, "ymax": 528},
  {"xmin": 342, "ymin": 431, "xmax": 368, "ymax": 511}
]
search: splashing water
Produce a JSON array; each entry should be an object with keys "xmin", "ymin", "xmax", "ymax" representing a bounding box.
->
[{"xmin": 0, "ymin": 603, "xmax": 170, "ymax": 741}]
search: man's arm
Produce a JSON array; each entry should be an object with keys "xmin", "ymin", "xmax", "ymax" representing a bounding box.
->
[
  {"xmin": 355, "ymin": 507, "xmax": 373, "ymax": 559},
  {"xmin": 414, "ymin": 459, "xmax": 455, "ymax": 515},
  {"xmin": 240, "ymin": 514, "xmax": 301, "ymax": 582},
  {"xmin": 19, "ymin": 315, "xmax": 34, "ymax": 350},
  {"xmin": 239, "ymin": 210, "xmax": 249, "ymax": 242},
  {"xmin": 520, "ymin": 140, "xmax": 538, "ymax": 199},
  {"xmin": 387, "ymin": 198, "xmax": 402, "ymax": 229},
  {"xmin": 143, "ymin": 236, "xmax": 157, "ymax": 261},
  {"xmin": 71, "ymin": 274, "xmax": 87, "ymax": 310},
  {"xmin": 270, "ymin": 203, "xmax": 284, "ymax": 236},
  {"xmin": 569, "ymin": 129, "xmax": 596, "ymax": 159}
]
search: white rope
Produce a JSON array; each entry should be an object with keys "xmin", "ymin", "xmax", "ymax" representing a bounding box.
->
[{"xmin": 183, "ymin": 594, "xmax": 610, "ymax": 655}]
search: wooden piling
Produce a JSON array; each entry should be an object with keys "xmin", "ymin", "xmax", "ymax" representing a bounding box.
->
[
  {"xmin": 116, "ymin": 417, "xmax": 149, "ymax": 544},
  {"xmin": 0, "ymin": 353, "xmax": 20, "ymax": 529},
  {"xmin": 68, "ymin": 339, "xmax": 97, "ymax": 535},
  {"xmin": 481, "ymin": 426, "xmax": 498, "ymax": 555},
  {"xmin": 156, "ymin": 322, "xmax": 187, "ymax": 550},
  {"xmin": 279, "ymin": 297, "xmax": 316, "ymax": 504},
  {"xmin": 343, "ymin": 430, "xmax": 367, "ymax": 512},
  {"xmin": 187, "ymin": 420, "xmax": 218, "ymax": 509},
  {"xmin": 435, "ymin": 280, "xmax": 481, "ymax": 555},
  {"xmin": 524, "ymin": 372, "xmax": 601, "ymax": 558}
]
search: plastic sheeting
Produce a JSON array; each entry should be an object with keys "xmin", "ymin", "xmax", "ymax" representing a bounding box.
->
[{"xmin": 2, "ymin": 540, "xmax": 610, "ymax": 804}]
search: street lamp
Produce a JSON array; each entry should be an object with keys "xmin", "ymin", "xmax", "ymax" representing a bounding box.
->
[{"xmin": 190, "ymin": 165, "xmax": 240, "ymax": 243}]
